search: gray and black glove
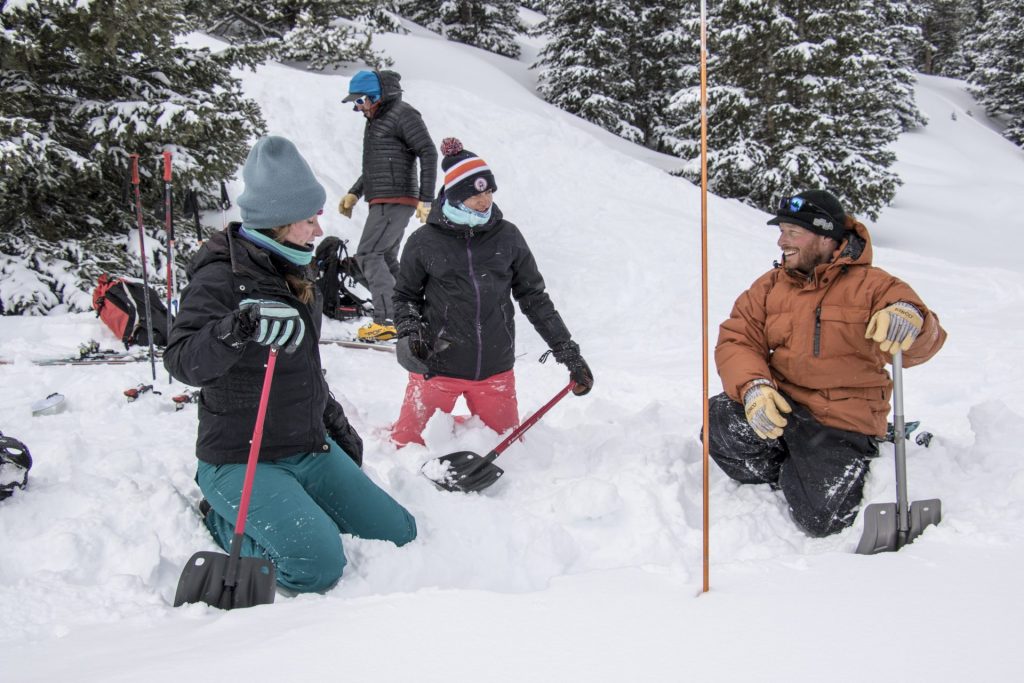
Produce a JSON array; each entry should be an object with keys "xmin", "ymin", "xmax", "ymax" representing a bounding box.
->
[
  {"xmin": 216, "ymin": 299, "xmax": 305, "ymax": 354},
  {"xmin": 396, "ymin": 319, "xmax": 430, "ymax": 361},
  {"xmin": 551, "ymin": 340, "xmax": 594, "ymax": 396},
  {"xmin": 324, "ymin": 397, "xmax": 363, "ymax": 467}
]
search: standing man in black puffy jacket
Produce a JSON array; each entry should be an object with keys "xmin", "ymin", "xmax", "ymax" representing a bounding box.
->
[{"xmin": 338, "ymin": 70, "xmax": 437, "ymax": 342}]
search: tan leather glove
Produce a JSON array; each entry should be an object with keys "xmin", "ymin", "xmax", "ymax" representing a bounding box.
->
[
  {"xmin": 415, "ymin": 201, "xmax": 431, "ymax": 224},
  {"xmin": 865, "ymin": 301, "xmax": 923, "ymax": 354},
  {"xmin": 743, "ymin": 382, "xmax": 791, "ymax": 440},
  {"xmin": 338, "ymin": 193, "xmax": 358, "ymax": 218}
]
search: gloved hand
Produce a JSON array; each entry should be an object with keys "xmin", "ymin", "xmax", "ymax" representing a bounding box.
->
[
  {"xmin": 865, "ymin": 301, "xmax": 923, "ymax": 354},
  {"xmin": 743, "ymin": 381, "xmax": 792, "ymax": 440},
  {"xmin": 551, "ymin": 340, "xmax": 595, "ymax": 396},
  {"xmin": 324, "ymin": 397, "xmax": 363, "ymax": 467},
  {"xmin": 396, "ymin": 319, "xmax": 430, "ymax": 360},
  {"xmin": 338, "ymin": 193, "xmax": 358, "ymax": 218},
  {"xmin": 216, "ymin": 299, "xmax": 305, "ymax": 354},
  {"xmin": 415, "ymin": 201, "xmax": 431, "ymax": 224}
]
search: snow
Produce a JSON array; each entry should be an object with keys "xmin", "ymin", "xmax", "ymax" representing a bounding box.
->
[{"xmin": 4, "ymin": 28, "xmax": 1024, "ymax": 683}]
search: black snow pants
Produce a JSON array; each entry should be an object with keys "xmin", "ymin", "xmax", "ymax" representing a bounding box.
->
[{"xmin": 706, "ymin": 392, "xmax": 878, "ymax": 537}]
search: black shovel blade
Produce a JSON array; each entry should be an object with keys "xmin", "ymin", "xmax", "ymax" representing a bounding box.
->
[
  {"xmin": 173, "ymin": 550, "xmax": 276, "ymax": 609},
  {"xmin": 421, "ymin": 450, "xmax": 504, "ymax": 493},
  {"xmin": 855, "ymin": 499, "xmax": 942, "ymax": 555}
]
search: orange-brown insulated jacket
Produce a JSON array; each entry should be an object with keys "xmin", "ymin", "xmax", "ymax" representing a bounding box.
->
[{"xmin": 716, "ymin": 221, "xmax": 946, "ymax": 437}]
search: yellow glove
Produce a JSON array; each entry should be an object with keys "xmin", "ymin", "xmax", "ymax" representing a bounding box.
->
[
  {"xmin": 415, "ymin": 201, "xmax": 431, "ymax": 224},
  {"xmin": 743, "ymin": 382, "xmax": 792, "ymax": 440},
  {"xmin": 865, "ymin": 301, "xmax": 923, "ymax": 354},
  {"xmin": 338, "ymin": 193, "xmax": 358, "ymax": 218}
]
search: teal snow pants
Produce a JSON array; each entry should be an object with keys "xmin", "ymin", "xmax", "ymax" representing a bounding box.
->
[{"xmin": 196, "ymin": 437, "xmax": 417, "ymax": 593}]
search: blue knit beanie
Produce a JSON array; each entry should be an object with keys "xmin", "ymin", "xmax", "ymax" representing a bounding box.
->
[
  {"xmin": 237, "ymin": 136, "xmax": 326, "ymax": 230},
  {"xmin": 342, "ymin": 70, "xmax": 382, "ymax": 103}
]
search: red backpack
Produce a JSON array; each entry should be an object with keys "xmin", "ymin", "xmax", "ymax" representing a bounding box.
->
[{"xmin": 92, "ymin": 274, "xmax": 169, "ymax": 348}]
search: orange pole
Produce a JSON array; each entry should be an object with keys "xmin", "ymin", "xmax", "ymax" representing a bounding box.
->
[{"xmin": 699, "ymin": 0, "xmax": 710, "ymax": 594}]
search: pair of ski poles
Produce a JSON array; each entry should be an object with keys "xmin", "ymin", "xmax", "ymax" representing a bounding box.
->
[{"xmin": 128, "ymin": 152, "xmax": 176, "ymax": 383}]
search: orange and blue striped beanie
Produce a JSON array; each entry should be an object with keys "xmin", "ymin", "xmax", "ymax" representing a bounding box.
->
[{"xmin": 440, "ymin": 137, "xmax": 497, "ymax": 204}]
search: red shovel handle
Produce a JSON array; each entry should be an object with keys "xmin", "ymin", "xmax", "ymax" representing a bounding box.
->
[
  {"xmin": 234, "ymin": 347, "xmax": 279, "ymax": 536},
  {"xmin": 492, "ymin": 381, "xmax": 575, "ymax": 457},
  {"xmin": 163, "ymin": 151, "xmax": 172, "ymax": 181}
]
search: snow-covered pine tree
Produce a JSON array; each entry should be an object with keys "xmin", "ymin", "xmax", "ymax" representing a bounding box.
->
[
  {"xmin": 400, "ymin": 1, "xmax": 522, "ymax": 58},
  {"xmin": 626, "ymin": 0, "xmax": 690, "ymax": 152},
  {"xmin": 187, "ymin": 0, "xmax": 391, "ymax": 70},
  {"xmin": 915, "ymin": 0, "xmax": 975, "ymax": 77},
  {"xmin": 867, "ymin": 0, "xmax": 927, "ymax": 131},
  {"xmin": 966, "ymin": 0, "xmax": 1024, "ymax": 146},
  {"xmin": 0, "ymin": 0, "xmax": 265, "ymax": 314},
  {"xmin": 668, "ymin": 0, "xmax": 904, "ymax": 220},
  {"xmin": 533, "ymin": 0, "xmax": 640, "ymax": 142}
]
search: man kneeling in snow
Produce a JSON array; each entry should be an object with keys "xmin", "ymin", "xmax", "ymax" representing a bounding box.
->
[{"xmin": 708, "ymin": 190, "xmax": 946, "ymax": 537}]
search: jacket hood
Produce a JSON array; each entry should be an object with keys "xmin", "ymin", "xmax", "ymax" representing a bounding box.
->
[
  {"xmin": 778, "ymin": 219, "xmax": 873, "ymax": 283},
  {"xmin": 377, "ymin": 70, "xmax": 403, "ymax": 105},
  {"xmin": 186, "ymin": 223, "xmax": 285, "ymax": 285}
]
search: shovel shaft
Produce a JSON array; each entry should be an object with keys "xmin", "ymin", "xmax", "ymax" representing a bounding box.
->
[
  {"xmin": 235, "ymin": 347, "xmax": 279, "ymax": 536},
  {"xmin": 892, "ymin": 349, "xmax": 910, "ymax": 537},
  {"xmin": 492, "ymin": 381, "xmax": 574, "ymax": 457},
  {"xmin": 221, "ymin": 346, "xmax": 278, "ymax": 590}
]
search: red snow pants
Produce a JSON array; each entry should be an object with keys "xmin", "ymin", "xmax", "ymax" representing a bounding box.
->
[{"xmin": 392, "ymin": 369, "xmax": 519, "ymax": 447}]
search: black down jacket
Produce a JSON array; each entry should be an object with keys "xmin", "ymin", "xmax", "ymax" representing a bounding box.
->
[
  {"xmin": 348, "ymin": 70, "xmax": 437, "ymax": 203},
  {"xmin": 392, "ymin": 201, "xmax": 572, "ymax": 381},
  {"xmin": 164, "ymin": 224, "xmax": 339, "ymax": 465}
]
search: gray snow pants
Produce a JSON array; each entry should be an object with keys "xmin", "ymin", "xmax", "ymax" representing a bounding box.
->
[
  {"xmin": 354, "ymin": 203, "xmax": 416, "ymax": 324},
  {"xmin": 706, "ymin": 391, "xmax": 878, "ymax": 537}
]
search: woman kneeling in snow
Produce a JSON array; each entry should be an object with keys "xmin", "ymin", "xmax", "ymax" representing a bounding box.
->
[
  {"xmin": 390, "ymin": 137, "xmax": 594, "ymax": 446},
  {"xmin": 165, "ymin": 135, "xmax": 416, "ymax": 594}
]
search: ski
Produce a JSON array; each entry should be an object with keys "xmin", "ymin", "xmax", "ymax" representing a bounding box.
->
[
  {"xmin": 0, "ymin": 340, "xmax": 164, "ymax": 367},
  {"xmin": 2, "ymin": 338, "xmax": 390, "ymax": 367},
  {"xmin": 319, "ymin": 338, "xmax": 396, "ymax": 353}
]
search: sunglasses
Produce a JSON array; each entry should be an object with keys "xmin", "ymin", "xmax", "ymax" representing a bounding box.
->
[
  {"xmin": 778, "ymin": 196, "xmax": 819, "ymax": 213},
  {"xmin": 352, "ymin": 95, "xmax": 374, "ymax": 107},
  {"xmin": 777, "ymin": 195, "xmax": 836, "ymax": 223}
]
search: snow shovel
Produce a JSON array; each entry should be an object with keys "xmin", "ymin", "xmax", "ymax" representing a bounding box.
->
[
  {"xmin": 174, "ymin": 347, "xmax": 280, "ymax": 608},
  {"xmin": 856, "ymin": 349, "xmax": 941, "ymax": 555},
  {"xmin": 422, "ymin": 381, "xmax": 575, "ymax": 493}
]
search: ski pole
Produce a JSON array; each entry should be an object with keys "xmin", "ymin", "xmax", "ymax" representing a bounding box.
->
[
  {"xmin": 129, "ymin": 154, "xmax": 158, "ymax": 382},
  {"xmin": 219, "ymin": 180, "xmax": 230, "ymax": 229},
  {"xmin": 163, "ymin": 151, "xmax": 175, "ymax": 384},
  {"xmin": 184, "ymin": 189, "xmax": 203, "ymax": 242}
]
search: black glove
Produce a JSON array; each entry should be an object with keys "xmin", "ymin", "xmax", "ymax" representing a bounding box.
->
[
  {"xmin": 324, "ymin": 397, "xmax": 363, "ymax": 467},
  {"xmin": 397, "ymin": 319, "xmax": 430, "ymax": 361},
  {"xmin": 551, "ymin": 340, "xmax": 594, "ymax": 396}
]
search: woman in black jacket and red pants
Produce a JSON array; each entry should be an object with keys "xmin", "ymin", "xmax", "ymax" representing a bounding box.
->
[{"xmin": 391, "ymin": 138, "xmax": 594, "ymax": 446}]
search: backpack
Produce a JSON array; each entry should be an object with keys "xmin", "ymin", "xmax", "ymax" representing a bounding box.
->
[
  {"xmin": 92, "ymin": 273, "xmax": 169, "ymax": 349},
  {"xmin": 0, "ymin": 432, "xmax": 31, "ymax": 501},
  {"xmin": 314, "ymin": 237, "xmax": 371, "ymax": 321}
]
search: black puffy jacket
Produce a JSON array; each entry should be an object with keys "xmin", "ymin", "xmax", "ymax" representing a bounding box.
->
[
  {"xmin": 348, "ymin": 70, "xmax": 437, "ymax": 202},
  {"xmin": 164, "ymin": 225, "xmax": 340, "ymax": 465},
  {"xmin": 392, "ymin": 201, "xmax": 572, "ymax": 381}
]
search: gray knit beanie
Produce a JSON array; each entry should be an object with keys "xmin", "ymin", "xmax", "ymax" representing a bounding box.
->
[{"xmin": 237, "ymin": 136, "xmax": 326, "ymax": 230}]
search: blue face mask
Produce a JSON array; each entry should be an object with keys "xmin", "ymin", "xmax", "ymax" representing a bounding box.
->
[
  {"xmin": 239, "ymin": 226, "xmax": 314, "ymax": 266},
  {"xmin": 442, "ymin": 199, "xmax": 492, "ymax": 228}
]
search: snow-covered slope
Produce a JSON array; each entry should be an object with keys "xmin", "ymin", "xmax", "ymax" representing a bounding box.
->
[{"xmin": 2, "ymin": 27, "xmax": 1023, "ymax": 683}]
